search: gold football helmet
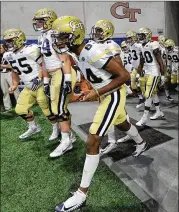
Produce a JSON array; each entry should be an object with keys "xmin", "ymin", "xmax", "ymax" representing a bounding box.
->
[
  {"xmin": 121, "ymin": 41, "xmax": 130, "ymax": 53},
  {"xmin": 165, "ymin": 39, "xmax": 175, "ymax": 52},
  {"xmin": 126, "ymin": 30, "xmax": 136, "ymax": 45},
  {"xmin": 158, "ymin": 35, "xmax": 167, "ymax": 46},
  {"xmin": 137, "ymin": 27, "xmax": 152, "ymax": 44},
  {"xmin": 32, "ymin": 8, "xmax": 57, "ymax": 32},
  {"xmin": 90, "ymin": 20, "xmax": 114, "ymax": 42},
  {"xmin": 3, "ymin": 28, "xmax": 26, "ymax": 52},
  {"xmin": 51, "ymin": 16, "xmax": 85, "ymax": 53}
]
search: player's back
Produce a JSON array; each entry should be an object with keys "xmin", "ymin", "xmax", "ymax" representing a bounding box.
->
[{"xmin": 38, "ymin": 30, "xmax": 62, "ymax": 70}]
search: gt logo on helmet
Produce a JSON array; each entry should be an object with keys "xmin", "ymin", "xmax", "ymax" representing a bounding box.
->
[
  {"xmin": 69, "ymin": 21, "xmax": 84, "ymax": 31},
  {"xmin": 102, "ymin": 22, "xmax": 111, "ymax": 30}
]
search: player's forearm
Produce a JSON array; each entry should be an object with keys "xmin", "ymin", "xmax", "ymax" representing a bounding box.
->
[
  {"xmin": 12, "ymin": 72, "xmax": 20, "ymax": 88},
  {"xmin": 97, "ymin": 73, "xmax": 130, "ymax": 96},
  {"xmin": 137, "ymin": 61, "xmax": 144, "ymax": 74},
  {"xmin": 59, "ymin": 54, "xmax": 71, "ymax": 74},
  {"xmin": 0, "ymin": 64, "xmax": 12, "ymax": 69}
]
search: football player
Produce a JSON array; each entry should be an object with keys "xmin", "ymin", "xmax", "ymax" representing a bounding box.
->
[
  {"xmin": 126, "ymin": 30, "xmax": 145, "ymax": 108},
  {"xmin": 136, "ymin": 27, "xmax": 165, "ymax": 126},
  {"xmin": 50, "ymin": 16, "xmax": 148, "ymax": 211},
  {"xmin": 2, "ymin": 28, "xmax": 58, "ymax": 139},
  {"xmin": 32, "ymin": 9, "xmax": 77, "ymax": 157},
  {"xmin": 165, "ymin": 39, "xmax": 179, "ymax": 91},
  {"xmin": 89, "ymin": 20, "xmax": 132, "ymax": 156},
  {"xmin": 158, "ymin": 35, "xmax": 174, "ymax": 101},
  {"xmin": 120, "ymin": 41, "xmax": 133, "ymax": 95}
]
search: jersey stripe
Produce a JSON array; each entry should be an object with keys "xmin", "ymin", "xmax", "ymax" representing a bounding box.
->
[{"xmin": 96, "ymin": 90, "xmax": 120, "ymax": 136}]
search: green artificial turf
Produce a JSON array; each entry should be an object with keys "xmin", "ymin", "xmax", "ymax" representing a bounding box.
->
[{"xmin": 1, "ymin": 106, "xmax": 149, "ymax": 212}]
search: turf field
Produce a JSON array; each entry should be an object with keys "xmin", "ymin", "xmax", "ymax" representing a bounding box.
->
[{"xmin": 1, "ymin": 106, "xmax": 149, "ymax": 212}]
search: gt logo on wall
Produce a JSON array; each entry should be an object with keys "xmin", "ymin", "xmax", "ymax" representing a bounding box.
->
[{"xmin": 110, "ymin": 2, "xmax": 141, "ymax": 22}]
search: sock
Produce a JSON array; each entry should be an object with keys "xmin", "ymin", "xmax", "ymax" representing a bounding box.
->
[
  {"xmin": 126, "ymin": 114, "xmax": 130, "ymax": 122},
  {"xmin": 61, "ymin": 132, "xmax": 70, "ymax": 143},
  {"xmin": 52, "ymin": 122, "xmax": 59, "ymax": 130},
  {"xmin": 80, "ymin": 154, "xmax": 100, "ymax": 188},
  {"xmin": 145, "ymin": 97, "xmax": 152, "ymax": 108},
  {"xmin": 153, "ymin": 95, "xmax": 161, "ymax": 113},
  {"xmin": 28, "ymin": 120, "xmax": 36, "ymax": 129},
  {"xmin": 138, "ymin": 94, "xmax": 144, "ymax": 100},
  {"xmin": 107, "ymin": 125, "xmax": 116, "ymax": 144},
  {"xmin": 125, "ymin": 124, "xmax": 143, "ymax": 144},
  {"xmin": 165, "ymin": 89, "xmax": 170, "ymax": 97}
]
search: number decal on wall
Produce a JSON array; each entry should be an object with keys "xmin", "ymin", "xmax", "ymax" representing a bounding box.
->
[
  {"xmin": 42, "ymin": 39, "xmax": 52, "ymax": 57},
  {"xmin": 10, "ymin": 57, "xmax": 33, "ymax": 75},
  {"xmin": 86, "ymin": 68, "xmax": 103, "ymax": 83}
]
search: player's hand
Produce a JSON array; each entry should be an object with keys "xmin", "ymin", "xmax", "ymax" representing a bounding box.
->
[
  {"xmin": 9, "ymin": 86, "xmax": 17, "ymax": 94},
  {"xmin": 31, "ymin": 77, "xmax": 42, "ymax": 91},
  {"xmin": 79, "ymin": 89, "xmax": 99, "ymax": 102},
  {"xmin": 44, "ymin": 84, "xmax": 50, "ymax": 98},
  {"xmin": 63, "ymin": 81, "xmax": 72, "ymax": 96}
]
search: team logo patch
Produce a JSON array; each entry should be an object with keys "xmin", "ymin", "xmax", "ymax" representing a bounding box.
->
[{"xmin": 69, "ymin": 21, "xmax": 84, "ymax": 31}]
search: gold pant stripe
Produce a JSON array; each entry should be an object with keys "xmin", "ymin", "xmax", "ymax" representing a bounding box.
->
[
  {"xmin": 148, "ymin": 76, "xmax": 159, "ymax": 98},
  {"xmin": 96, "ymin": 90, "xmax": 120, "ymax": 136}
]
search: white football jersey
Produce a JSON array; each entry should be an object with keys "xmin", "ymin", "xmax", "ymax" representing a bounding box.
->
[
  {"xmin": 38, "ymin": 30, "xmax": 62, "ymax": 70},
  {"xmin": 3, "ymin": 44, "xmax": 42, "ymax": 88},
  {"xmin": 104, "ymin": 40, "xmax": 121, "ymax": 57},
  {"xmin": 167, "ymin": 47, "xmax": 179, "ymax": 74},
  {"xmin": 75, "ymin": 41, "xmax": 114, "ymax": 91},
  {"xmin": 139, "ymin": 41, "xmax": 161, "ymax": 76},
  {"xmin": 130, "ymin": 42, "xmax": 141, "ymax": 69},
  {"xmin": 120, "ymin": 51, "xmax": 133, "ymax": 73},
  {"xmin": 159, "ymin": 45, "xmax": 167, "ymax": 66}
]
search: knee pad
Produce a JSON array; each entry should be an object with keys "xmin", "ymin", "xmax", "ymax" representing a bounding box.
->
[{"xmin": 19, "ymin": 111, "xmax": 34, "ymax": 120}]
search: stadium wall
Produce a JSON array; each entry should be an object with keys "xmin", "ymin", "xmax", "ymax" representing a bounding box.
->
[{"xmin": 1, "ymin": 1, "xmax": 165, "ymax": 44}]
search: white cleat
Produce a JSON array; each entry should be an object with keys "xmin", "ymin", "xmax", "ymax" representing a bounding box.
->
[
  {"xmin": 117, "ymin": 135, "xmax": 130, "ymax": 143},
  {"xmin": 55, "ymin": 189, "xmax": 86, "ymax": 212},
  {"xmin": 50, "ymin": 140, "xmax": 73, "ymax": 158},
  {"xmin": 132, "ymin": 141, "xmax": 149, "ymax": 157},
  {"xmin": 136, "ymin": 116, "xmax": 148, "ymax": 127},
  {"xmin": 19, "ymin": 126, "xmax": 41, "ymax": 139},
  {"xmin": 150, "ymin": 111, "xmax": 164, "ymax": 120},
  {"xmin": 100, "ymin": 143, "xmax": 117, "ymax": 156}
]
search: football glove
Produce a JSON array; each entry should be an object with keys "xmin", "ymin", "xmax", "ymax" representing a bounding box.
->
[
  {"xmin": 44, "ymin": 84, "xmax": 50, "ymax": 98},
  {"xmin": 63, "ymin": 81, "xmax": 72, "ymax": 96},
  {"xmin": 31, "ymin": 77, "xmax": 42, "ymax": 91}
]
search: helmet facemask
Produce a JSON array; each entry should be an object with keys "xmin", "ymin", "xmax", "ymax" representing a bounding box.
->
[
  {"xmin": 122, "ymin": 46, "xmax": 130, "ymax": 53},
  {"xmin": 166, "ymin": 46, "xmax": 173, "ymax": 53},
  {"xmin": 33, "ymin": 18, "xmax": 49, "ymax": 32},
  {"xmin": 126, "ymin": 37, "xmax": 134, "ymax": 45},
  {"xmin": 51, "ymin": 32, "xmax": 76, "ymax": 53},
  {"xmin": 137, "ymin": 33, "xmax": 148, "ymax": 44},
  {"xmin": 90, "ymin": 26, "xmax": 104, "ymax": 42},
  {"xmin": 3, "ymin": 38, "xmax": 18, "ymax": 52}
]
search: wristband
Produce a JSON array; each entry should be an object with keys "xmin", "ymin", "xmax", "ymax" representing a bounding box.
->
[
  {"xmin": 44, "ymin": 77, "xmax": 50, "ymax": 84},
  {"xmin": 64, "ymin": 74, "xmax": 72, "ymax": 82}
]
